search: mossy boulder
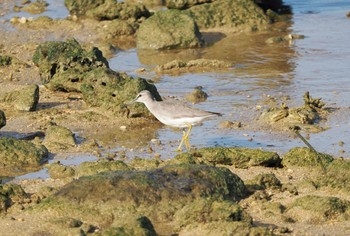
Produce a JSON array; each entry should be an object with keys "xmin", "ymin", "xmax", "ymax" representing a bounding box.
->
[
  {"xmin": 285, "ymin": 195, "xmax": 350, "ymax": 223},
  {"xmin": 80, "ymin": 67, "xmax": 161, "ymax": 115},
  {"xmin": 75, "ymin": 160, "xmax": 132, "ymax": 177},
  {"xmin": 185, "ymin": 87, "xmax": 208, "ymax": 104},
  {"xmin": 0, "ymin": 110, "xmax": 5, "ymax": 129},
  {"xmin": 48, "ymin": 162, "xmax": 76, "ymax": 179},
  {"xmin": 128, "ymin": 158, "xmax": 161, "ymax": 170},
  {"xmin": 0, "ymin": 137, "xmax": 48, "ymax": 175},
  {"xmin": 0, "ymin": 84, "xmax": 39, "ymax": 111},
  {"xmin": 33, "ymin": 38, "xmax": 160, "ymax": 115},
  {"xmin": 21, "ymin": 0, "xmax": 48, "ymax": 14},
  {"xmin": 245, "ymin": 173, "xmax": 282, "ymax": 191},
  {"xmin": 65, "ymin": 0, "xmax": 150, "ymax": 20},
  {"xmin": 174, "ymin": 147, "xmax": 282, "ymax": 168},
  {"xmin": 32, "ymin": 38, "xmax": 109, "ymax": 87},
  {"xmin": 282, "ymin": 147, "xmax": 334, "ymax": 168},
  {"xmin": 28, "ymin": 164, "xmax": 256, "ymax": 235},
  {"xmin": 43, "ymin": 124, "xmax": 76, "ymax": 151},
  {"xmin": 102, "ymin": 216, "xmax": 156, "ymax": 236},
  {"xmin": 0, "ymin": 183, "xmax": 28, "ymax": 213},
  {"xmin": 186, "ymin": 0, "xmax": 271, "ymax": 31},
  {"xmin": 137, "ymin": 10, "xmax": 204, "ymax": 50},
  {"xmin": 317, "ymin": 159, "xmax": 350, "ymax": 192}
]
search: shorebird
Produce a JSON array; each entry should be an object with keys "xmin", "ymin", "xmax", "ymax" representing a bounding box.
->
[{"xmin": 130, "ymin": 90, "xmax": 221, "ymax": 151}]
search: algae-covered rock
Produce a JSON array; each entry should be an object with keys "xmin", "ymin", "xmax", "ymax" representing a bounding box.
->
[
  {"xmin": 186, "ymin": 0, "xmax": 271, "ymax": 31},
  {"xmin": 21, "ymin": 0, "xmax": 48, "ymax": 14},
  {"xmin": 65, "ymin": 0, "xmax": 150, "ymax": 20},
  {"xmin": 48, "ymin": 162, "xmax": 75, "ymax": 179},
  {"xmin": 32, "ymin": 38, "xmax": 109, "ymax": 87},
  {"xmin": 43, "ymin": 124, "xmax": 76, "ymax": 151},
  {"xmin": 166, "ymin": 0, "xmax": 213, "ymax": 10},
  {"xmin": 33, "ymin": 39, "xmax": 160, "ymax": 115},
  {"xmin": 64, "ymin": 0, "xmax": 105, "ymax": 16},
  {"xmin": 0, "ymin": 183, "xmax": 28, "ymax": 213},
  {"xmin": 102, "ymin": 216, "xmax": 156, "ymax": 236},
  {"xmin": 80, "ymin": 68, "xmax": 160, "ymax": 115},
  {"xmin": 155, "ymin": 58, "xmax": 233, "ymax": 74},
  {"xmin": 285, "ymin": 195, "xmax": 350, "ymax": 223},
  {"xmin": 245, "ymin": 173, "xmax": 282, "ymax": 191},
  {"xmin": 317, "ymin": 159, "xmax": 350, "ymax": 192},
  {"xmin": 0, "ymin": 84, "xmax": 39, "ymax": 111},
  {"xmin": 30, "ymin": 164, "xmax": 251, "ymax": 234},
  {"xmin": 128, "ymin": 158, "xmax": 161, "ymax": 170},
  {"xmin": 75, "ymin": 160, "xmax": 131, "ymax": 177},
  {"xmin": 174, "ymin": 147, "xmax": 282, "ymax": 168},
  {"xmin": 282, "ymin": 147, "xmax": 334, "ymax": 168},
  {"xmin": 0, "ymin": 110, "xmax": 5, "ymax": 129},
  {"xmin": 0, "ymin": 137, "xmax": 48, "ymax": 174},
  {"xmin": 58, "ymin": 164, "xmax": 247, "ymax": 203},
  {"xmin": 137, "ymin": 10, "xmax": 204, "ymax": 50},
  {"xmin": 185, "ymin": 87, "xmax": 208, "ymax": 104}
]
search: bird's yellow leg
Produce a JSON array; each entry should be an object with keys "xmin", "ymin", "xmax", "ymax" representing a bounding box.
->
[
  {"xmin": 176, "ymin": 130, "xmax": 187, "ymax": 152},
  {"xmin": 184, "ymin": 124, "xmax": 192, "ymax": 151}
]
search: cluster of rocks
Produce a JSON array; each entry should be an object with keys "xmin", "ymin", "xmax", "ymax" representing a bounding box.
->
[
  {"xmin": 1, "ymin": 146, "xmax": 350, "ymax": 235},
  {"xmin": 10, "ymin": 0, "xmax": 290, "ymax": 51}
]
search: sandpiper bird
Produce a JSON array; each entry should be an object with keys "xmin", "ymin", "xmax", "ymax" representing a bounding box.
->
[{"xmin": 130, "ymin": 90, "xmax": 221, "ymax": 151}]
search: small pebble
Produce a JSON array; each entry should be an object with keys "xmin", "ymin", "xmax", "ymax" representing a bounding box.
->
[
  {"xmin": 119, "ymin": 125, "xmax": 127, "ymax": 130},
  {"xmin": 338, "ymin": 141, "xmax": 345, "ymax": 147}
]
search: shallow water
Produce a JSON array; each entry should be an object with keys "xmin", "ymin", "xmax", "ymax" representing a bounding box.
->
[
  {"xmin": 108, "ymin": 0, "xmax": 350, "ymax": 159},
  {"xmin": 3, "ymin": 0, "xmax": 350, "ymax": 180}
]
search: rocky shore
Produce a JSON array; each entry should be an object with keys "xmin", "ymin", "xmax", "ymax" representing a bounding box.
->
[{"xmin": 0, "ymin": 0, "xmax": 349, "ymax": 235}]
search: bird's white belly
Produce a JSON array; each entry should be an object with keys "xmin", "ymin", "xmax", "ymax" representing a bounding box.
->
[{"xmin": 157, "ymin": 116, "xmax": 205, "ymax": 128}]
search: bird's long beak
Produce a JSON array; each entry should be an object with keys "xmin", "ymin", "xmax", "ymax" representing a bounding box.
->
[{"xmin": 125, "ymin": 97, "xmax": 137, "ymax": 106}]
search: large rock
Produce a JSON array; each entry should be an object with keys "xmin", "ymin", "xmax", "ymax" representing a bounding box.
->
[
  {"xmin": 33, "ymin": 39, "xmax": 160, "ymax": 115},
  {"xmin": 0, "ymin": 110, "xmax": 5, "ymax": 129},
  {"xmin": 0, "ymin": 184, "xmax": 28, "ymax": 213},
  {"xmin": 0, "ymin": 137, "xmax": 48, "ymax": 175},
  {"xmin": 65, "ymin": 0, "xmax": 150, "ymax": 20},
  {"xmin": 0, "ymin": 84, "xmax": 39, "ymax": 112},
  {"xmin": 32, "ymin": 38, "xmax": 109, "ymax": 87},
  {"xmin": 24, "ymin": 164, "xmax": 266, "ymax": 235},
  {"xmin": 186, "ymin": 0, "xmax": 271, "ymax": 31},
  {"xmin": 173, "ymin": 147, "xmax": 282, "ymax": 168},
  {"xmin": 282, "ymin": 147, "xmax": 334, "ymax": 168},
  {"xmin": 285, "ymin": 195, "xmax": 350, "ymax": 223},
  {"xmin": 43, "ymin": 124, "xmax": 76, "ymax": 151},
  {"xmin": 137, "ymin": 10, "xmax": 204, "ymax": 50},
  {"xmin": 80, "ymin": 68, "xmax": 161, "ymax": 115}
]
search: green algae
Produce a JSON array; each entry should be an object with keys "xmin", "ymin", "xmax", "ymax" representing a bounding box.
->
[
  {"xmin": 286, "ymin": 195, "xmax": 350, "ymax": 223},
  {"xmin": 137, "ymin": 10, "xmax": 203, "ymax": 50},
  {"xmin": 0, "ymin": 183, "xmax": 28, "ymax": 213},
  {"xmin": 47, "ymin": 162, "xmax": 76, "ymax": 179},
  {"xmin": 31, "ymin": 164, "xmax": 251, "ymax": 234},
  {"xmin": 43, "ymin": 124, "xmax": 76, "ymax": 151},
  {"xmin": 0, "ymin": 84, "xmax": 39, "ymax": 111},
  {"xmin": 75, "ymin": 160, "xmax": 132, "ymax": 177},
  {"xmin": 174, "ymin": 147, "xmax": 281, "ymax": 168},
  {"xmin": 0, "ymin": 137, "xmax": 48, "ymax": 175},
  {"xmin": 282, "ymin": 147, "xmax": 333, "ymax": 168},
  {"xmin": 317, "ymin": 159, "xmax": 350, "ymax": 192}
]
